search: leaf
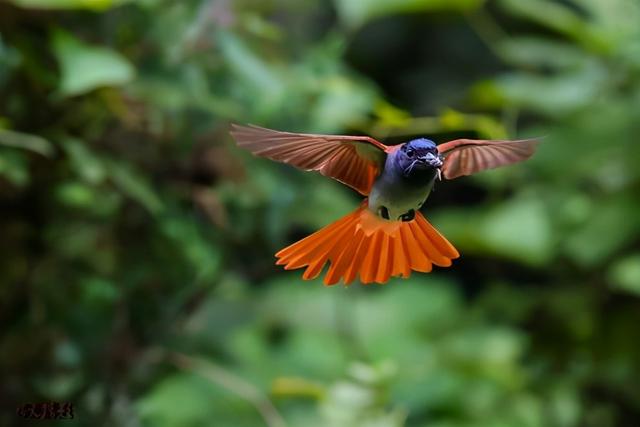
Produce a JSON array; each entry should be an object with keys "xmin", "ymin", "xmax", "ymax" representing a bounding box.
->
[
  {"xmin": 159, "ymin": 215, "xmax": 221, "ymax": 281},
  {"xmin": 565, "ymin": 195, "xmax": 640, "ymax": 266},
  {"xmin": 0, "ymin": 36, "xmax": 21, "ymax": 84},
  {"xmin": 0, "ymin": 128, "xmax": 54, "ymax": 156},
  {"xmin": 497, "ymin": 37, "xmax": 588, "ymax": 69},
  {"xmin": 137, "ymin": 373, "xmax": 246, "ymax": 427},
  {"xmin": 55, "ymin": 181, "xmax": 97, "ymax": 207},
  {"xmin": 105, "ymin": 160, "xmax": 163, "ymax": 214},
  {"xmin": 0, "ymin": 149, "xmax": 29, "ymax": 186},
  {"xmin": 548, "ymin": 385, "xmax": 581, "ymax": 427},
  {"xmin": 80, "ymin": 276, "xmax": 120, "ymax": 306},
  {"xmin": 374, "ymin": 100, "xmax": 412, "ymax": 128},
  {"xmin": 479, "ymin": 196, "xmax": 553, "ymax": 266},
  {"xmin": 271, "ymin": 377, "xmax": 325, "ymax": 399},
  {"xmin": 52, "ymin": 29, "xmax": 135, "ymax": 97},
  {"xmin": 309, "ymin": 75, "xmax": 378, "ymax": 131},
  {"xmin": 492, "ymin": 62, "xmax": 608, "ymax": 116},
  {"xmin": 60, "ymin": 137, "xmax": 107, "ymax": 184},
  {"xmin": 439, "ymin": 326, "xmax": 526, "ymax": 384},
  {"xmin": 217, "ymin": 31, "xmax": 283, "ymax": 98},
  {"xmin": 32, "ymin": 371, "xmax": 84, "ymax": 400},
  {"xmin": 435, "ymin": 196, "xmax": 554, "ymax": 266},
  {"xmin": 334, "ymin": 0, "xmax": 484, "ymax": 28},
  {"xmin": 608, "ymin": 254, "xmax": 640, "ymax": 295},
  {"xmin": 498, "ymin": 0, "xmax": 609, "ymax": 52}
]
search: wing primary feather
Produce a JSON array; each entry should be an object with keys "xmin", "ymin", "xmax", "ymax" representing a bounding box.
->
[
  {"xmin": 438, "ymin": 138, "xmax": 540, "ymax": 179},
  {"xmin": 230, "ymin": 124, "xmax": 387, "ymax": 195}
]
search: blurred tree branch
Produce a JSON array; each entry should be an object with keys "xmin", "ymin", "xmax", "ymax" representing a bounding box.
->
[{"xmin": 168, "ymin": 351, "xmax": 288, "ymax": 427}]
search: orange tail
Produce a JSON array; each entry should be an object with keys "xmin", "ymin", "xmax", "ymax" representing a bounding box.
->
[{"xmin": 275, "ymin": 202, "xmax": 459, "ymax": 285}]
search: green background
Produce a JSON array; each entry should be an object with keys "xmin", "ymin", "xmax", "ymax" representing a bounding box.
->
[{"xmin": 1, "ymin": 0, "xmax": 640, "ymax": 426}]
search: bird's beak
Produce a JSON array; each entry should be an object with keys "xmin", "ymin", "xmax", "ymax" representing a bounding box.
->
[{"xmin": 421, "ymin": 152, "xmax": 443, "ymax": 168}]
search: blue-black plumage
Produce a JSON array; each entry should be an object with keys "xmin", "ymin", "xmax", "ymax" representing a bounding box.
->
[{"xmin": 368, "ymin": 138, "xmax": 443, "ymax": 221}]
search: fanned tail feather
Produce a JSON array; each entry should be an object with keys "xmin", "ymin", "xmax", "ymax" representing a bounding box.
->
[{"xmin": 275, "ymin": 202, "xmax": 459, "ymax": 285}]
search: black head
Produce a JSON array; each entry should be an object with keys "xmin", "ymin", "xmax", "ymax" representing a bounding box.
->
[{"xmin": 397, "ymin": 138, "xmax": 443, "ymax": 177}]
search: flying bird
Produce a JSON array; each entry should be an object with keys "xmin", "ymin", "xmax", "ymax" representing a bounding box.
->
[{"xmin": 230, "ymin": 124, "xmax": 538, "ymax": 286}]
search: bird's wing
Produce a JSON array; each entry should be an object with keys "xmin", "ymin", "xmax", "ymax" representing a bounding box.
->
[
  {"xmin": 437, "ymin": 138, "xmax": 539, "ymax": 180},
  {"xmin": 230, "ymin": 124, "xmax": 389, "ymax": 195}
]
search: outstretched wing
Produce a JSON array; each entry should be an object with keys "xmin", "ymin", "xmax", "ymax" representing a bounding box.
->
[
  {"xmin": 230, "ymin": 124, "xmax": 389, "ymax": 195},
  {"xmin": 437, "ymin": 138, "xmax": 539, "ymax": 180}
]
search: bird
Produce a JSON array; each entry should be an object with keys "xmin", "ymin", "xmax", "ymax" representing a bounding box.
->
[{"xmin": 230, "ymin": 124, "xmax": 539, "ymax": 286}]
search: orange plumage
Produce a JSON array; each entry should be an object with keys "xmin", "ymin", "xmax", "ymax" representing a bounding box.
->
[{"xmin": 275, "ymin": 201, "xmax": 459, "ymax": 285}]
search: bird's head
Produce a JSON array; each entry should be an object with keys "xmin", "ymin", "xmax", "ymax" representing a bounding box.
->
[{"xmin": 397, "ymin": 138, "xmax": 443, "ymax": 177}]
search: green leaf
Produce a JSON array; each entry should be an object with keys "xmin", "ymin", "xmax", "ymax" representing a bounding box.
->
[
  {"xmin": 60, "ymin": 137, "xmax": 107, "ymax": 184},
  {"xmin": 52, "ymin": 29, "xmax": 134, "ymax": 97},
  {"xmin": 565, "ymin": 195, "xmax": 640, "ymax": 266},
  {"xmin": 0, "ymin": 35, "xmax": 21, "ymax": 85},
  {"xmin": 137, "ymin": 373, "xmax": 226, "ymax": 427},
  {"xmin": 0, "ymin": 128, "xmax": 54, "ymax": 156},
  {"xmin": 32, "ymin": 371, "xmax": 84, "ymax": 400},
  {"xmin": 0, "ymin": 149, "xmax": 29, "ymax": 186},
  {"xmin": 310, "ymin": 75, "xmax": 378, "ymax": 132},
  {"xmin": 498, "ymin": 0, "xmax": 609, "ymax": 52},
  {"xmin": 55, "ymin": 181, "xmax": 97, "ymax": 207},
  {"xmin": 80, "ymin": 276, "xmax": 120, "ymax": 306},
  {"xmin": 497, "ymin": 37, "xmax": 588, "ymax": 69},
  {"xmin": 608, "ymin": 254, "xmax": 640, "ymax": 295},
  {"xmin": 493, "ymin": 62, "xmax": 608, "ymax": 116},
  {"xmin": 548, "ymin": 385, "xmax": 581, "ymax": 427},
  {"xmin": 217, "ymin": 31, "xmax": 283, "ymax": 98},
  {"xmin": 435, "ymin": 195, "xmax": 554, "ymax": 266},
  {"xmin": 479, "ymin": 196, "xmax": 553, "ymax": 266},
  {"xmin": 105, "ymin": 160, "xmax": 162, "ymax": 214},
  {"xmin": 334, "ymin": 0, "xmax": 484, "ymax": 28},
  {"xmin": 159, "ymin": 215, "xmax": 221, "ymax": 281}
]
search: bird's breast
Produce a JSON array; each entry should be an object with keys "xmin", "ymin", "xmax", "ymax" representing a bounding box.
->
[{"xmin": 368, "ymin": 168, "xmax": 437, "ymax": 221}]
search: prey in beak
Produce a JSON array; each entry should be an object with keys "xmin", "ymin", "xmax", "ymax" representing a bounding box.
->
[{"xmin": 419, "ymin": 152, "xmax": 443, "ymax": 168}]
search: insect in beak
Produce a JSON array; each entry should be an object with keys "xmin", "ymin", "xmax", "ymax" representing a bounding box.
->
[{"xmin": 420, "ymin": 152, "xmax": 443, "ymax": 168}]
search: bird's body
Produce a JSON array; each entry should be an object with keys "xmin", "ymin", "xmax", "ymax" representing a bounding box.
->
[
  {"xmin": 230, "ymin": 124, "xmax": 539, "ymax": 285},
  {"xmin": 368, "ymin": 142, "xmax": 439, "ymax": 221}
]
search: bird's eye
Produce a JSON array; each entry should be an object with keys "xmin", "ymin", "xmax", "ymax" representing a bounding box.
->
[{"xmin": 406, "ymin": 148, "xmax": 415, "ymax": 157}]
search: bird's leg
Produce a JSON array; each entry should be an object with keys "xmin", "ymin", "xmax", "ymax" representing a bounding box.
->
[
  {"xmin": 378, "ymin": 206, "xmax": 391, "ymax": 220},
  {"xmin": 400, "ymin": 209, "xmax": 415, "ymax": 222}
]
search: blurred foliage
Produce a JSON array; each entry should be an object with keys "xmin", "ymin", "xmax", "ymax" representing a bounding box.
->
[{"xmin": 1, "ymin": 0, "xmax": 640, "ymax": 426}]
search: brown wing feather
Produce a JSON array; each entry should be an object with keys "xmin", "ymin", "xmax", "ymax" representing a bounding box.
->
[
  {"xmin": 437, "ymin": 138, "xmax": 539, "ymax": 179},
  {"xmin": 230, "ymin": 124, "xmax": 389, "ymax": 195}
]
